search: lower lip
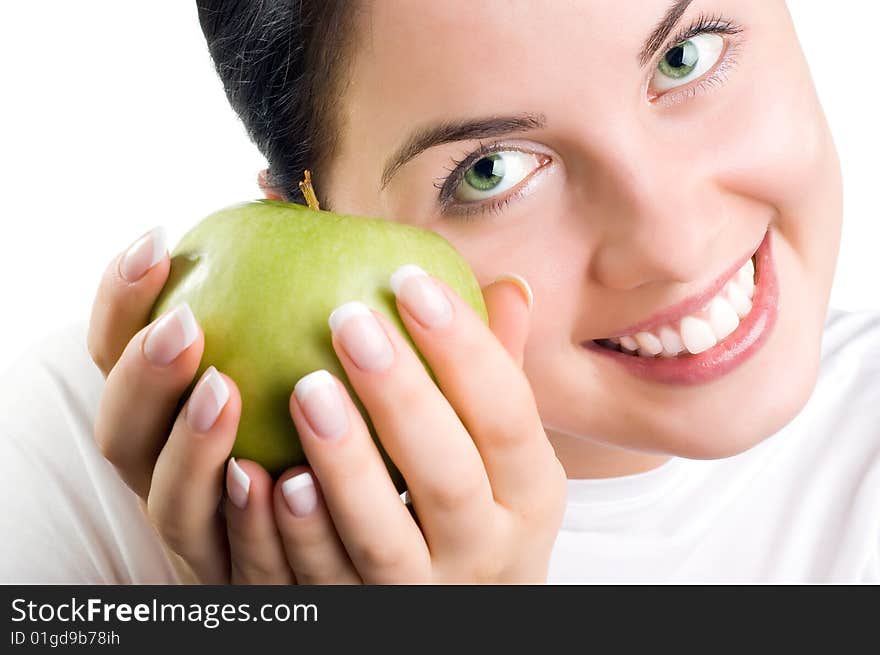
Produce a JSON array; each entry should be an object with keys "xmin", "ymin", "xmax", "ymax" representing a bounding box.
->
[{"xmin": 580, "ymin": 228, "xmax": 778, "ymax": 385}]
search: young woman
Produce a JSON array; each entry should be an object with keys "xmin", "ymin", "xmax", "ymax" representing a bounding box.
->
[{"xmin": 3, "ymin": 0, "xmax": 879, "ymax": 583}]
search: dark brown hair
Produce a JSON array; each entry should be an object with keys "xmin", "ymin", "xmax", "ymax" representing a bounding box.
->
[{"xmin": 196, "ymin": 1, "xmax": 360, "ymax": 207}]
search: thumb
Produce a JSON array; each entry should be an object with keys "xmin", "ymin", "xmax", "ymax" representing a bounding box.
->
[{"xmin": 482, "ymin": 272, "xmax": 533, "ymax": 368}]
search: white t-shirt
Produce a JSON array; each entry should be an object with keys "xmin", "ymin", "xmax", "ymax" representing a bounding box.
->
[{"xmin": 2, "ymin": 307, "xmax": 879, "ymax": 584}]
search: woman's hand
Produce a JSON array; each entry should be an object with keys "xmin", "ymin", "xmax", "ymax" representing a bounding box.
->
[
  {"xmin": 88, "ymin": 228, "xmax": 296, "ymax": 584},
  {"xmin": 88, "ymin": 228, "xmax": 566, "ymax": 584},
  {"xmin": 274, "ymin": 266, "xmax": 567, "ymax": 583}
]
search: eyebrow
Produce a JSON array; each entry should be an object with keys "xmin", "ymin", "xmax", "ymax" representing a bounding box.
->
[
  {"xmin": 380, "ymin": 113, "xmax": 546, "ymax": 189},
  {"xmin": 639, "ymin": 0, "xmax": 694, "ymax": 68}
]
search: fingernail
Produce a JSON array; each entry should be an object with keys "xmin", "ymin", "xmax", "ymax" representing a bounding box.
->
[
  {"xmin": 119, "ymin": 227, "xmax": 168, "ymax": 282},
  {"xmin": 493, "ymin": 272, "xmax": 534, "ymax": 311},
  {"xmin": 226, "ymin": 457, "xmax": 250, "ymax": 509},
  {"xmin": 293, "ymin": 370, "xmax": 348, "ymax": 440},
  {"xmin": 281, "ymin": 472, "xmax": 318, "ymax": 517},
  {"xmin": 143, "ymin": 303, "xmax": 199, "ymax": 366},
  {"xmin": 390, "ymin": 264, "xmax": 453, "ymax": 329},
  {"xmin": 328, "ymin": 301, "xmax": 394, "ymax": 372},
  {"xmin": 186, "ymin": 366, "xmax": 229, "ymax": 433}
]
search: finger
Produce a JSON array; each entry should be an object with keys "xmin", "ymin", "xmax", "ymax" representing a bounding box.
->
[
  {"xmin": 389, "ymin": 265, "xmax": 556, "ymax": 509},
  {"xmin": 326, "ymin": 300, "xmax": 495, "ymax": 555},
  {"xmin": 483, "ymin": 273, "xmax": 533, "ymax": 368},
  {"xmin": 94, "ymin": 303, "xmax": 203, "ymax": 499},
  {"xmin": 223, "ymin": 459, "xmax": 295, "ymax": 585},
  {"xmin": 87, "ymin": 227, "xmax": 170, "ymax": 376},
  {"xmin": 290, "ymin": 371, "xmax": 430, "ymax": 583},
  {"xmin": 273, "ymin": 468, "xmax": 361, "ymax": 584},
  {"xmin": 147, "ymin": 367, "xmax": 239, "ymax": 584}
]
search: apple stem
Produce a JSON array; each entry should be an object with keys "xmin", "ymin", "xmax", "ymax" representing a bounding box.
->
[{"xmin": 298, "ymin": 170, "xmax": 321, "ymax": 211}]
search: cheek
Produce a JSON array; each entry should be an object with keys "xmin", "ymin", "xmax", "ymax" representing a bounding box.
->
[
  {"xmin": 706, "ymin": 26, "xmax": 843, "ymax": 240},
  {"xmin": 700, "ymin": 30, "xmax": 843, "ymax": 294},
  {"xmin": 712, "ymin": 77, "xmax": 839, "ymax": 219}
]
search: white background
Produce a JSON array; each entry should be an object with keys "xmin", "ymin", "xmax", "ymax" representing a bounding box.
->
[{"xmin": 0, "ymin": 2, "xmax": 877, "ymax": 371}]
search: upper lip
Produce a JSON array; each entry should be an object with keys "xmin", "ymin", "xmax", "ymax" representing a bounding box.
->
[{"xmin": 597, "ymin": 237, "xmax": 762, "ymax": 339}]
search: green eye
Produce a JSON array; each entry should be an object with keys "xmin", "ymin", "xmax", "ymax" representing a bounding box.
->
[
  {"xmin": 454, "ymin": 150, "xmax": 544, "ymax": 202},
  {"xmin": 652, "ymin": 32, "xmax": 724, "ymax": 93},
  {"xmin": 463, "ymin": 153, "xmax": 505, "ymax": 191},
  {"xmin": 658, "ymin": 40, "xmax": 699, "ymax": 79}
]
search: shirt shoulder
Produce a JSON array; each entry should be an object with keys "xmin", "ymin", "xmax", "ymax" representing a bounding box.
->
[
  {"xmin": 812, "ymin": 306, "xmax": 880, "ymax": 442},
  {"xmin": 0, "ymin": 323, "xmax": 182, "ymax": 583},
  {"xmin": 792, "ymin": 306, "xmax": 880, "ymax": 579},
  {"xmin": 821, "ymin": 306, "xmax": 880, "ymax": 381}
]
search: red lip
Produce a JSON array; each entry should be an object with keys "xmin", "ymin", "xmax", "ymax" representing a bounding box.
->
[
  {"xmin": 581, "ymin": 228, "xmax": 778, "ymax": 385},
  {"xmin": 603, "ymin": 239, "xmax": 762, "ymax": 338}
]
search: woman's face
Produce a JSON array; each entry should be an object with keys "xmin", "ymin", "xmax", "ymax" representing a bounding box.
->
[{"xmin": 317, "ymin": 0, "xmax": 843, "ymax": 477}]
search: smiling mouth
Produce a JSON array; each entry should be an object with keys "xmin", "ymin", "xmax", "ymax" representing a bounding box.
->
[{"xmin": 591, "ymin": 251, "xmax": 759, "ymax": 359}]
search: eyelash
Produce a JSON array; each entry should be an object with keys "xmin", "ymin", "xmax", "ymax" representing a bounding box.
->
[{"xmin": 436, "ymin": 12, "xmax": 744, "ymax": 220}]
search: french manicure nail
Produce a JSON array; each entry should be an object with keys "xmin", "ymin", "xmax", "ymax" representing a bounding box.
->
[
  {"xmin": 328, "ymin": 301, "xmax": 394, "ymax": 372},
  {"xmin": 390, "ymin": 264, "xmax": 453, "ymax": 329},
  {"xmin": 226, "ymin": 457, "xmax": 250, "ymax": 509},
  {"xmin": 493, "ymin": 272, "xmax": 534, "ymax": 311},
  {"xmin": 281, "ymin": 472, "xmax": 318, "ymax": 517},
  {"xmin": 143, "ymin": 303, "xmax": 199, "ymax": 366},
  {"xmin": 186, "ymin": 366, "xmax": 229, "ymax": 433},
  {"xmin": 293, "ymin": 370, "xmax": 348, "ymax": 440},
  {"xmin": 119, "ymin": 227, "xmax": 167, "ymax": 282}
]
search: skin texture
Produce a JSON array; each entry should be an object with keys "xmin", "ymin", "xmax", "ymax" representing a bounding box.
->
[
  {"xmin": 316, "ymin": 0, "xmax": 843, "ymax": 478},
  {"xmin": 89, "ymin": 0, "xmax": 843, "ymax": 583}
]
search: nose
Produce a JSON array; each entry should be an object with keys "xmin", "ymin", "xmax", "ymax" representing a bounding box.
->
[{"xmin": 587, "ymin": 135, "xmax": 727, "ymax": 291}]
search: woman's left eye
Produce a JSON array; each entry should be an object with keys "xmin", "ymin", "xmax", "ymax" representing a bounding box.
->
[
  {"xmin": 651, "ymin": 32, "xmax": 724, "ymax": 93},
  {"xmin": 453, "ymin": 150, "xmax": 545, "ymax": 202}
]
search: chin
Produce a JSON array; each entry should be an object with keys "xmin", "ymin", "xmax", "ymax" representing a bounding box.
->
[
  {"xmin": 583, "ymin": 346, "xmax": 824, "ymax": 463},
  {"xmin": 656, "ymin": 358, "xmax": 821, "ymax": 461}
]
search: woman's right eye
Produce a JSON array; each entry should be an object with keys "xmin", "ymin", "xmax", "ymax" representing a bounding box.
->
[
  {"xmin": 651, "ymin": 32, "xmax": 725, "ymax": 93},
  {"xmin": 452, "ymin": 150, "xmax": 546, "ymax": 203}
]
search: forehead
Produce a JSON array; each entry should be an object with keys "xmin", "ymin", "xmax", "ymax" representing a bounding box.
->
[{"xmin": 343, "ymin": 0, "xmax": 663, "ymax": 138}]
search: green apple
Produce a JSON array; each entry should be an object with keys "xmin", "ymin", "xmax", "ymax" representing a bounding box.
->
[{"xmin": 150, "ymin": 199, "xmax": 487, "ymax": 490}]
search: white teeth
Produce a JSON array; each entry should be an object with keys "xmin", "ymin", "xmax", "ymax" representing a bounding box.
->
[
  {"xmin": 619, "ymin": 335, "xmax": 639, "ymax": 352},
  {"xmin": 724, "ymin": 280, "xmax": 752, "ymax": 318},
  {"xmin": 707, "ymin": 296, "xmax": 740, "ymax": 341},
  {"xmin": 658, "ymin": 326, "xmax": 684, "ymax": 356},
  {"xmin": 599, "ymin": 253, "xmax": 758, "ymax": 358},
  {"xmin": 736, "ymin": 258, "xmax": 755, "ymax": 299},
  {"xmin": 634, "ymin": 331, "xmax": 663, "ymax": 357},
  {"xmin": 680, "ymin": 317, "xmax": 718, "ymax": 354}
]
